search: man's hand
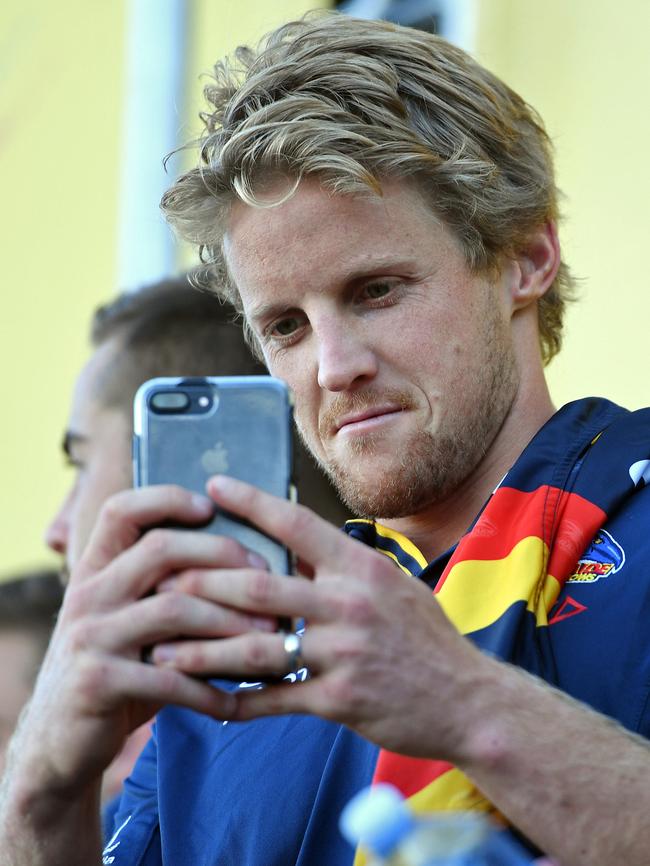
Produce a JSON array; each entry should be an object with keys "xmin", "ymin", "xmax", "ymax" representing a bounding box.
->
[
  {"xmin": 23, "ymin": 485, "xmax": 276, "ymax": 786},
  {"xmin": 0, "ymin": 483, "xmax": 277, "ymax": 865},
  {"xmin": 147, "ymin": 476, "xmax": 650, "ymax": 866},
  {"xmin": 148, "ymin": 475, "xmax": 487, "ymax": 760}
]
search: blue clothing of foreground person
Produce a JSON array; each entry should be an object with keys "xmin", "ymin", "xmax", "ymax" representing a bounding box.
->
[
  {"xmin": 102, "ymin": 691, "xmax": 378, "ymax": 865},
  {"xmin": 104, "ymin": 398, "xmax": 650, "ymax": 866}
]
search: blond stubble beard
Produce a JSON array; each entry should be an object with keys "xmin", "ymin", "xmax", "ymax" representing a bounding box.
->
[{"xmin": 298, "ymin": 307, "xmax": 519, "ymax": 520}]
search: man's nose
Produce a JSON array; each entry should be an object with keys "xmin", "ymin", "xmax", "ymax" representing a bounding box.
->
[
  {"xmin": 316, "ymin": 325, "xmax": 378, "ymax": 392},
  {"xmin": 44, "ymin": 493, "xmax": 71, "ymax": 556}
]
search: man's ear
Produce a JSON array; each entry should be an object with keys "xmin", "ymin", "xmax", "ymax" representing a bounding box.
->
[{"xmin": 510, "ymin": 221, "xmax": 561, "ymax": 311}]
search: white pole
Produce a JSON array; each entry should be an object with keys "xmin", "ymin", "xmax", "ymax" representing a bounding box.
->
[{"xmin": 117, "ymin": 0, "xmax": 187, "ymax": 292}]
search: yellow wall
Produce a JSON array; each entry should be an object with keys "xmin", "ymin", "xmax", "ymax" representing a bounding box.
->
[
  {"xmin": 2, "ymin": 0, "xmax": 648, "ymax": 579},
  {"xmin": 187, "ymin": 0, "xmax": 330, "ymax": 131},
  {"xmin": 0, "ymin": 0, "xmax": 126, "ymax": 579},
  {"xmin": 475, "ymin": 0, "xmax": 650, "ymax": 410}
]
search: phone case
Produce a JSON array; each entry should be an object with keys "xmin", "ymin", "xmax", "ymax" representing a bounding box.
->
[{"xmin": 133, "ymin": 376, "xmax": 293, "ymax": 575}]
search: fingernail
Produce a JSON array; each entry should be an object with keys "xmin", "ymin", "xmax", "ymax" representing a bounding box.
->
[
  {"xmin": 209, "ymin": 475, "xmax": 235, "ymax": 492},
  {"xmin": 247, "ymin": 551, "xmax": 268, "ymax": 569},
  {"xmin": 192, "ymin": 494, "xmax": 214, "ymax": 514},
  {"xmin": 153, "ymin": 644, "xmax": 177, "ymax": 664}
]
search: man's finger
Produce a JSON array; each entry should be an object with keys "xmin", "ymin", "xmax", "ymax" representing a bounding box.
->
[
  {"xmin": 151, "ymin": 631, "xmax": 296, "ymax": 678},
  {"xmin": 83, "ymin": 529, "xmax": 263, "ymax": 607},
  {"xmin": 207, "ymin": 476, "xmax": 366, "ymax": 571},
  {"xmin": 74, "ymin": 485, "xmax": 214, "ymax": 582},
  {"xmin": 96, "ymin": 655, "xmax": 239, "ymax": 719},
  {"xmin": 88, "ymin": 592, "xmax": 277, "ymax": 653},
  {"xmin": 229, "ymin": 678, "xmax": 333, "ymax": 722},
  {"xmin": 149, "ymin": 620, "xmax": 334, "ymax": 680},
  {"xmin": 157, "ymin": 568, "xmax": 335, "ymax": 622}
]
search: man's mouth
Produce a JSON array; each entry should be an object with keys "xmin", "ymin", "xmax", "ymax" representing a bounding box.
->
[
  {"xmin": 317, "ymin": 388, "xmax": 416, "ymax": 441},
  {"xmin": 334, "ymin": 405, "xmax": 406, "ymax": 435}
]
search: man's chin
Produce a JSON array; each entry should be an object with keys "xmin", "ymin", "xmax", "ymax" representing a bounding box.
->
[
  {"xmin": 312, "ymin": 428, "xmax": 443, "ymax": 517},
  {"xmin": 321, "ymin": 428, "xmax": 470, "ymax": 520},
  {"xmin": 333, "ymin": 478, "xmax": 423, "ymax": 520},
  {"xmin": 326, "ymin": 431, "xmax": 400, "ymax": 464},
  {"xmin": 324, "ymin": 455, "xmax": 422, "ymax": 519}
]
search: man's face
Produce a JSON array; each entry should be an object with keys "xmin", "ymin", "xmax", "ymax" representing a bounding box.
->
[
  {"xmin": 224, "ymin": 178, "xmax": 520, "ymax": 519},
  {"xmin": 44, "ymin": 340, "xmax": 132, "ymax": 572}
]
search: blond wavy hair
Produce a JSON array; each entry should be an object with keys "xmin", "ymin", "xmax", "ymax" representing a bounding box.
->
[{"xmin": 162, "ymin": 12, "xmax": 573, "ymax": 363}]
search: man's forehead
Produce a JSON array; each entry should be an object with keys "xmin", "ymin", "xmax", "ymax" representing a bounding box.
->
[
  {"xmin": 223, "ymin": 177, "xmax": 436, "ymax": 301},
  {"xmin": 223, "ymin": 179, "xmax": 332, "ymax": 265}
]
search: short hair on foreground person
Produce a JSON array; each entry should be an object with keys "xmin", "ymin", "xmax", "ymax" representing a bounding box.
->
[{"xmin": 162, "ymin": 12, "xmax": 574, "ymax": 364}]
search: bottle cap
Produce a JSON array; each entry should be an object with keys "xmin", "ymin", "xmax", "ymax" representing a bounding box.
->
[{"xmin": 339, "ymin": 783, "xmax": 415, "ymax": 858}]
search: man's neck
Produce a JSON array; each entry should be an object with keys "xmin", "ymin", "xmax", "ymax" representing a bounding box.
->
[{"xmin": 380, "ymin": 387, "xmax": 556, "ymax": 563}]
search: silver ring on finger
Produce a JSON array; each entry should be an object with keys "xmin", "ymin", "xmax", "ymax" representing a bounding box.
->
[{"xmin": 282, "ymin": 632, "xmax": 304, "ymax": 674}]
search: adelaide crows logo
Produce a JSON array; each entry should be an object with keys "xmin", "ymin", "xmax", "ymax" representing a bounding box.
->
[{"xmin": 567, "ymin": 529, "xmax": 625, "ymax": 583}]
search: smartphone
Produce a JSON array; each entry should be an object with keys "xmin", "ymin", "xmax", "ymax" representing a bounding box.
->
[{"xmin": 133, "ymin": 376, "xmax": 294, "ymax": 575}]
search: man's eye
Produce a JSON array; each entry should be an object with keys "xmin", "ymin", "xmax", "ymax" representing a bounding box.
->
[
  {"xmin": 363, "ymin": 283, "xmax": 392, "ymax": 300},
  {"xmin": 273, "ymin": 317, "xmax": 300, "ymax": 337}
]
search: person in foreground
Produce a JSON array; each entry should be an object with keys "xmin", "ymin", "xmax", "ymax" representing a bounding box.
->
[{"xmin": 2, "ymin": 13, "xmax": 650, "ymax": 866}]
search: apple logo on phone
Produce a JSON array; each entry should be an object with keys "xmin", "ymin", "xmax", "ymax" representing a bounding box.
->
[{"xmin": 201, "ymin": 441, "xmax": 230, "ymax": 474}]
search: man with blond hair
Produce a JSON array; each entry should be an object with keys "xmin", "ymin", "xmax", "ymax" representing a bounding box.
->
[{"xmin": 2, "ymin": 14, "xmax": 650, "ymax": 866}]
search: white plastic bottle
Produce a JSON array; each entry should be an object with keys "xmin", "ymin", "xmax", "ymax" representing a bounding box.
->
[{"xmin": 339, "ymin": 784, "xmax": 534, "ymax": 866}]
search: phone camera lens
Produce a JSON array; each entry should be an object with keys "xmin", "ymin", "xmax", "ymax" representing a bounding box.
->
[{"xmin": 150, "ymin": 392, "xmax": 190, "ymax": 413}]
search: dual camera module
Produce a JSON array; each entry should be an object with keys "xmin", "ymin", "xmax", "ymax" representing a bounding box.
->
[{"xmin": 148, "ymin": 380, "xmax": 216, "ymax": 415}]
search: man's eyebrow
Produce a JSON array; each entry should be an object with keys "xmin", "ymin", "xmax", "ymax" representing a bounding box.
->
[
  {"xmin": 248, "ymin": 302, "xmax": 294, "ymax": 327},
  {"xmin": 61, "ymin": 431, "xmax": 87, "ymax": 458},
  {"xmin": 247, "ymin": 259, "xmax": 421, "ymax": 325}
]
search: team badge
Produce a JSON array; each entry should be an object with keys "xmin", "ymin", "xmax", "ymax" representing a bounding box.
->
[{"xmin": 567, "ymin": 529, "xmax": 625, "ymax": 583}]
